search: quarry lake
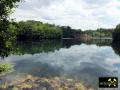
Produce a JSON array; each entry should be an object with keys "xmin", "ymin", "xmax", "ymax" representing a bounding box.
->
[{"xmin": 0, "ymin": 39, "xmax": 120, "ymax": 89}]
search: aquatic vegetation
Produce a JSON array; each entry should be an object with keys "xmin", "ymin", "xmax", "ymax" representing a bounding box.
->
[
  {"xmin": 0, "ymin": 63, "xmax": 14, "ymax": 75},
  {"xmin": 0, "ymin": 75, "xmax": 93, "ymax": 90},
  {"xmin": 0, "ymin": 82, "xmax": 8, "ymax": 89}
]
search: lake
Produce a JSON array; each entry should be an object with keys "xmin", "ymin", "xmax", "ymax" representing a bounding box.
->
[{"xmin": 0, "ymin": 39, "xmax": 120, "ymax": 90}]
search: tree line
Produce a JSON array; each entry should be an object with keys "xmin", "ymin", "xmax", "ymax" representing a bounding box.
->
[
  {"xmin": 83, "ymin": 28, "xmax": 114, "ymax": 38},
  {"xmin": 112, "ymin": 24, "xmax": 120, "ymax": 42},
  {"xmin": 7, "ymin": 20, "xmax": 116, "ymax": 41},
  {"xmin": 7, "ymin": 20, "xmax": 82, "ymax": 41}
]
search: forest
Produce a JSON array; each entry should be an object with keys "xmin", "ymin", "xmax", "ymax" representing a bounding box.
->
[
  {"xmin": 8, "ymin": 20, "xmax": 82, "ymax": 41},
  {"xmin": 3, "ymin": 20, "xmax": 115, "ymax": 41},
  {"xmin": 83, "ymin": 28, "xmax": 114, "ymax": 38},
  {"xmin": 113, "ymin": 24, "xmax": 120, "ymax": 42}
]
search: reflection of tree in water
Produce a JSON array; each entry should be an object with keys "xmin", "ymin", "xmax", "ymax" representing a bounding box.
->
[
  {"xmin": 0, "ymin": 39, "xmax": 82, "ymax": 57},
  {"xmin": 12, "ymin": 40, "xmax": 63, "ymax": 55},
  {"xmin": 112, "ymin": 42, "xmax": 120, "ymax": 56},
  {"xmin": 0, "ymin": 40, "xmax": 10, "ymax": 58},
  {"xmin": 0, "ymin": 39, "xmax": 114, "ymax": 58},
  {"xmin": 14, "ymin": 39, "xmax": 112, "ymax": 55},
  {"xmin": 83, "ymin": 39, "xmax": 112, "ymax": 46},
  {"xmin": 62, "ymin": 39, "xmax": 82, "ymax": 48}
]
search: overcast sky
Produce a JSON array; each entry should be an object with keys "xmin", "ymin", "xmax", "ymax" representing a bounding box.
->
[{"xmin": 11, "ymin": 0, "xmax": 120, "ymax": 30}]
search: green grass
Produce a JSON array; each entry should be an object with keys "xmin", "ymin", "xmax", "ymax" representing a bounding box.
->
[{"xmin": 0, "ymin": 63, "xmax": 14, "ymax": 75}]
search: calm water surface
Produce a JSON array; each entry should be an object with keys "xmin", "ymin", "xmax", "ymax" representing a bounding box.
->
[{"xmin": 0, "ymin": 39, "xmax": 120, "ymax": 89}]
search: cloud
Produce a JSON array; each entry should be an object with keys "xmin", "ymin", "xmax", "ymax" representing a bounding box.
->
[
  {"xmin": 84, "ymin": 0, "xmax": 110, "ymax": 6},
  {"xmin": 11, "ymin": 0, "xmax": 120, "ymax": 30}
]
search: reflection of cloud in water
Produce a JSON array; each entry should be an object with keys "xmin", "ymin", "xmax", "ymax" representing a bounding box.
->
[
  {"xmin": 4, "ymin": 44, "xmax": 120, "ymax": 89},
  {"xmin": 13, "ymin": 60, "xmax": 63, "ymax": 77},
  {"xmin": 5, "ymin": 44, "xmax": 120, "ymax": 74},
  {"xmin": 65, "ymin": 62, "xmax": 113, "ymax": 88}
]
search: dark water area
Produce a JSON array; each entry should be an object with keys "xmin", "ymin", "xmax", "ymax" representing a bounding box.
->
[{"xmin": 0, "ymin": 39, "xmax": 120, "ymax": 89}]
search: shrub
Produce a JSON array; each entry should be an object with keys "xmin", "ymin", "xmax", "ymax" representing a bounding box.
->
[{"xmin": 0, "ymin": 63, "xmax": 14, "ymax": 75}]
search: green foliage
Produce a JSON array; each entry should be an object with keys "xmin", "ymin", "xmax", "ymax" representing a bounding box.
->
[
  {"xmin": 0, "ymin": 0, "xmax": 20, "ymax": 20},
  {"xmin": 0, "ymin": 63, "xmax": 13, "ymax": 75},
  {"xmin": 113, "ymin": 24, "xmax": 120, "ymax": 42},
  {"xmin": 16, "ymin": 20, "xmax": 63, "ymax": 40},
  {"xmin": 83, "ymin": 28, "xmax": 113, "ymax": 38},
  {"xmin": 0, "ymin": 0, "xmax": 21, "ymax": 33},
  {"xmin": 0, "ymin": 0, "xmax": 21, "ymax": 49},
  {"xmin": 11, "ymin": 22, "xmax": 113, "ymax": 41},
  {"xmin": 8, "ymin": 20, "xmax": 82, "ymax": 40},
  {"xmin": 61, "ymin": 26, "xmax": 74, "ymax": 38},
  {"xmin": 112, "ymin": 24, "xmax": 120, "ymax": 56}
]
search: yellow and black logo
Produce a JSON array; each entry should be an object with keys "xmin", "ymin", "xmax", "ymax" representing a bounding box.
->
[{"xmin": 99, "ymin": 77, "xmax": 118, "ymax": 88}]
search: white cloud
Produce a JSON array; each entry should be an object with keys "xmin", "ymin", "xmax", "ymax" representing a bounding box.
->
[{"xmin": 11, "ymin": 0, "xmax": 120, "ymax": 30}]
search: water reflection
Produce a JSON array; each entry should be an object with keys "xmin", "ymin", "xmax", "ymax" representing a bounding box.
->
[
  {"xmin": 13, "ymin": 60, "xmax": 63, "ymax": 77},
  {"xmin": 112, "ymin": 42, "xmax": 120, "ymax": 56},
  {"xmin": 0, "ymin": 39, "xmax": 82, "ymax": 56},
  {"xmin": 0, "ymin": 39, "xmax": 114, "ymax": 57},
  {"xmin": 0, "ymin": 39, "xmax": 120, "ymax": 89},
  {"xmin": 83, "ymin": 39, "xmax": 112, "ymax": 46},
  {"xmin": 0, "ymin": 41, "xmax": 11, "ymax": 58},
  {"xmin": 66, "ymin": 62, "xmax": 113, "ymax": 88}
]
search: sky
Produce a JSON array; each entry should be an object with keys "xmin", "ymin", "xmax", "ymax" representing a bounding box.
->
[{"xmin": 11, "ymin": 0, "xmax": 120, "ymax": 30}]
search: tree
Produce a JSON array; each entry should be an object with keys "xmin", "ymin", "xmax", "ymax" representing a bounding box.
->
[
  {"xmin": 0, "ymin": 0, "xmax": 21, "ymax": 41},
  {"xmin": 0, "ymin": 0, "xmax": 21, "ymax": 20},
  {"xmin": 113, "ymin": 24, "xmax": 120, "ymax": 42},
  {"xmin": 16, "ymin": 21, "xmax": 63, "ymax": 40},
  {"xmin": 61, "ymin": 26, "xmax": 74, "ymax": 38},
  {"xmin": 0, "ymin": 0, "xmax": 21, "ymax": 57}
]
